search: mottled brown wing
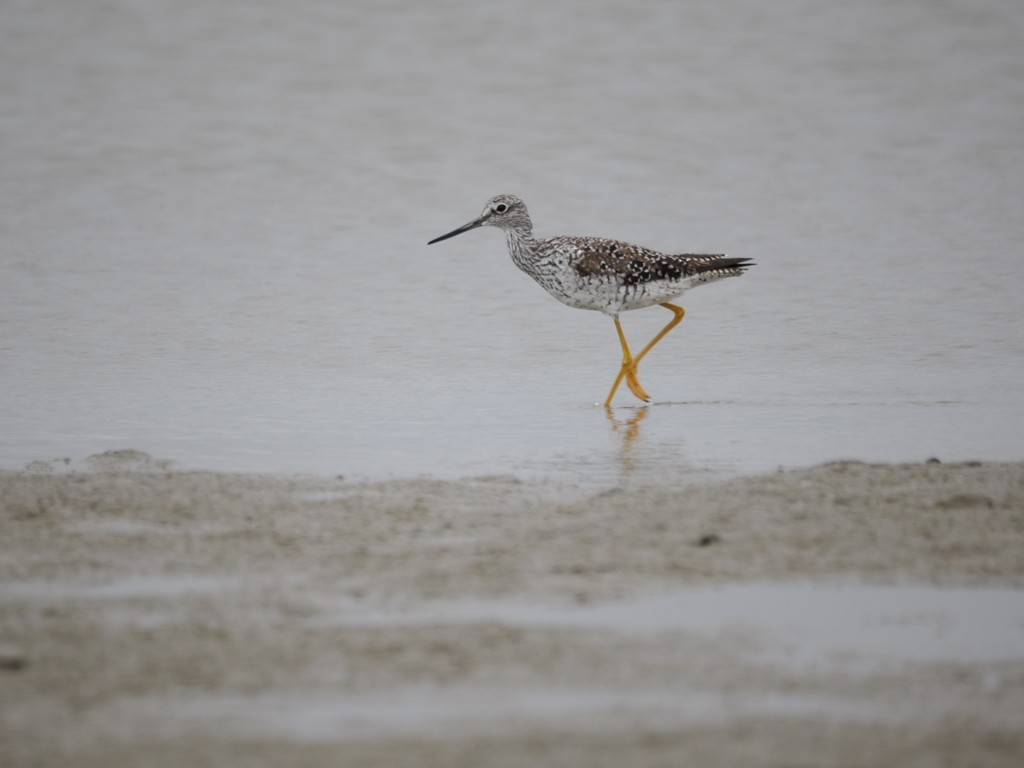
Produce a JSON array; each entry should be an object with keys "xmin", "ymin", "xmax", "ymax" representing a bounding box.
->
[{"xmin": 566, "ymin": 236, "xmax": 751, "ymax": 286}]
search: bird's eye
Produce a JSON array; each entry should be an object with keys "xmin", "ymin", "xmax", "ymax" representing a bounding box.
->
[{"xmin": 494, "ymin": 203, "xmax": 508, "ymax": 214}]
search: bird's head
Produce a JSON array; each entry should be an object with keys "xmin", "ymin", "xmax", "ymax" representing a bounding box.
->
[{"xmin": 428, "ymin": 194, "xmax": 532, "ymax": 244}]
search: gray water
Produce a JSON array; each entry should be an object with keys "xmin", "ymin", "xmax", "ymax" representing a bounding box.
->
[
  {"xmin": 3, "ymin": 0, "xmax": 1023, "ymax": 482},
  {"xmin": 333, "ymin": 584, "xmax": 1024, "ymax": 666}
]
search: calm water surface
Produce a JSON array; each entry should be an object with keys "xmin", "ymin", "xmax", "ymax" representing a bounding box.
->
[{"xmin": 2, "ymin": 0, "xmax": 1023, "ymax": 482}]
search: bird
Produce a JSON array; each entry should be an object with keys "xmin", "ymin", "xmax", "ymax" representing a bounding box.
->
[{"xmin": 427, "ymin": 194, "xmax": 752, "ymax": 406}]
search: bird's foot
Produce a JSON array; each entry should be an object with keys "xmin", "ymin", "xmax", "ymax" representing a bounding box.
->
[
  {"xmin": 624, "ymin": 365, "xmax": 651, "ymax": 402},
  {"xmin": 605, "ymin": 358, "xmax": 651, "ymax": 406}
]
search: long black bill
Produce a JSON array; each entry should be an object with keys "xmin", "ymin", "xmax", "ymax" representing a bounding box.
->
[{"xmin": 427, "ymin": 215, "xmax": 486, "ymax": 245}]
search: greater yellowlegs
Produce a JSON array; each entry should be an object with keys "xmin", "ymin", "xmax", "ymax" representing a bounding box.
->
[{"xmin": 428, "ymin": 194, "xmax": 752, "ymax": 405}]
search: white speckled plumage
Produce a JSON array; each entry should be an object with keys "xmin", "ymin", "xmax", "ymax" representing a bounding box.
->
[{"xmin": 428, "ymin": 194, "xmax": 753, "ymax": 405}]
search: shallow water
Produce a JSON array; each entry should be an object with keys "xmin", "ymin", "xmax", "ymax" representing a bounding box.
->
[
  {"xmin": 2, "ymin": 0, "xmax": 1023, "ymax": 481},
  {"xmin": 115, "ymin": 688, "xmax": 909, "ymax": 741},
  {"xmin": 88, "ymin": 583, "xmax": 1024, "ymax": 739},
  {"xmin": 335, "ymin": 584, "xmax": 1024, "ymax": 666}
]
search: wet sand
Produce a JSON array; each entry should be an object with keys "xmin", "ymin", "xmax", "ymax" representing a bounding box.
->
[{"xmin": 2, "ymin": 453, "xmax": 1023, "ymax": 766}]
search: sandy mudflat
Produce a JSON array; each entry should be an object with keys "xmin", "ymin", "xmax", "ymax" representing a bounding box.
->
[{"xmin": 2, "ymin": 453, "xmax": 1024, "ymax": 767}]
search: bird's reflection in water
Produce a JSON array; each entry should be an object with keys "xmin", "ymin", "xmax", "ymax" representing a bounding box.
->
[{"xmin": 604, "ymin": 405, "xmax": 649, "ymax": 477}]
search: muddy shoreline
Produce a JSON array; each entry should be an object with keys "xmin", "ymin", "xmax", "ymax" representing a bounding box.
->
[{"xmin": 2, "ymin": 457, "xmax": 1023, "ymax": 766}]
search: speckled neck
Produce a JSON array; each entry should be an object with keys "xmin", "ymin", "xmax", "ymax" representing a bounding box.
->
[{"xmin": 505, "ymin": 227, "xmax": 543, "ymax": 275}]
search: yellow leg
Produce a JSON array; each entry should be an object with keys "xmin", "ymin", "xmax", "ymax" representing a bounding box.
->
[
  {"xmin": 633, "ymin": 303, "xmax": 686, "ymax": 367},
  {"xmin": 605, "ymin": 317, "xmax": 651, "ymax": 406},
  {"xmin": 604, "ymin": 303, "xmax": 686, "ymax": 406}
]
